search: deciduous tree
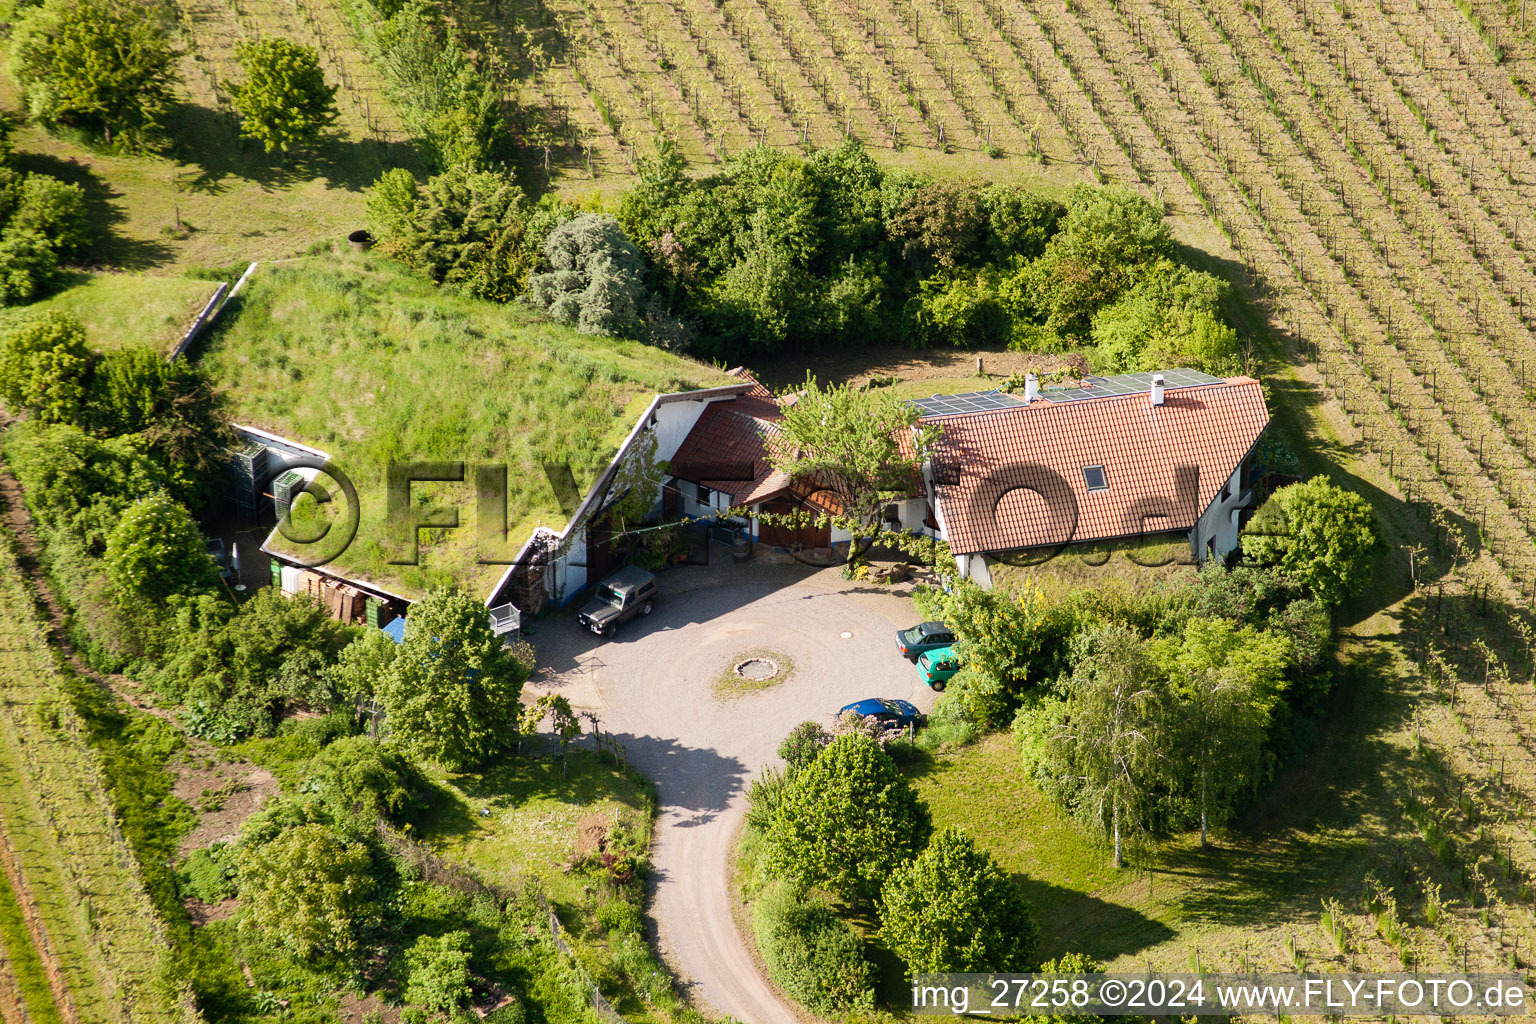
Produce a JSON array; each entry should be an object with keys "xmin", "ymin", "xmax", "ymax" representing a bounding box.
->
[
  {"xmin": 230, "ymin": 38, "xmax": 339, "ymax": 155},
  {"xmin": 380, "ymin": 587, "xmax": 527, "ymax": 770},
  {"xmin": 1242, "ymin": 478, "xmax": 1380, "ymax": 608},
  {"xmin": 1043, "ymin": 623, "xmax": 1170, "ymax": 867},
  {"xmin": 104, "ymin": 492, "xmax": 218, "ymax": 604},
  {"xmin": 238, "ymin": 822, "xmax": 378, "ymax": 962},
  {"xmin": 764, "ymin": 733, "xmax": 930, "ymax": 904},
  {"xmin": 761, "ymin": 375, "xmax": 934, "ymax": 562},
  {"xmin": 1151, "ymin": 618, "xmax": 1291, "ymax": 845},
  {"xmin": 404, "ymin": 931, "xmax": 474, "ymax": 1020},
  {"xmin": 8, "ymin": 0, "xmax": 181, "ymax": 148}
]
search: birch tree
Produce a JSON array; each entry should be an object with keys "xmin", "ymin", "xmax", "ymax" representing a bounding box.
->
[{"xmin": 1052, "ymin": 623, "xmax": 1168, "ymax": 868}]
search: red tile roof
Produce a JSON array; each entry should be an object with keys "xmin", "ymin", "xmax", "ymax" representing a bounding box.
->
[
  {"xmin": 928, "ymin": 377, "xmax": 1268, "ymax": 556},
  {"xmin": 669, "ymin": 378, "xmax": 793, "ymax": 504}
]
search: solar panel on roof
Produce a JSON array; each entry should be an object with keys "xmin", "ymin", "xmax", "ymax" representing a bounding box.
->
[
  {"xmin": 911, "ymin": 390, "xmax": 1028, "ymax": 418},
  {"xmin": 1041, "ymin": 368, "xmax": 1224, "ymax": 403}
]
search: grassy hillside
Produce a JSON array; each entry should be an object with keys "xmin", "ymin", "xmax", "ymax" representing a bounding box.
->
[{"xmin": 199, "ymin": 252, "xmax": 733, "ymax": 597}]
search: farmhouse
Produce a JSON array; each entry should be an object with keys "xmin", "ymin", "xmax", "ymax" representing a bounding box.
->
[
  {"xmin": 489, "ymin": 366, "xmax": 1270, "ymax": 609},
  {"xmin": 918, "ymin": 369, "xmax": 1271, "ymax": 586},
  {"xmin": 241, "ymin": 358, "xmax": 1266, "ymax": 620}
]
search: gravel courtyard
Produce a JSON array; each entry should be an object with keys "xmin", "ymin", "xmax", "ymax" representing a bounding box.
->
[{"xmin": 528, "ymin": 556, "xmax": 938, "ymax": 1023}]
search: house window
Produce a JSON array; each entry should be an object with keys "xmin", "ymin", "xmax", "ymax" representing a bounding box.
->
[
  {"xmin": 696, "ymin": 483, "xmax": 713, "ymax": 507},
  {"xmin": 1082, "ymin": 465, "xmax": 1109, "ymax": 492}
]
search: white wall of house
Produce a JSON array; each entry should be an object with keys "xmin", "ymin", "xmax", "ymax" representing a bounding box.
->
[{"xmin": 1188, "ymin": 461, "xmax": 1249, "ymax": 560}]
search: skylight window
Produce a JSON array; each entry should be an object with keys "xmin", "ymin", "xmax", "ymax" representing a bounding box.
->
[{"xmin": 1082, "ymin": 465, "xmax": 1108, "ymax": 492}]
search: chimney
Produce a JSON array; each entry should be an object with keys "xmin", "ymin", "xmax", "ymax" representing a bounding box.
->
[
  {"xmin": 1150, "ymin": 373, "xmax": 1165, "ymax": 407},
  {"xmin": 1024, "ymin": 372, "xmax": 1039, "ymax": 404}
]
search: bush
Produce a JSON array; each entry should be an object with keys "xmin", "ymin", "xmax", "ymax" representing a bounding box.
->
[
  {"xmin": 752, "ymin": 882, "xmax": 876, "ymax": 1017},
  {"xmin": 103, "ymin": 492, "xmax": 218, "ymax": 605},
  {"xmin": 180, "ymin": 842, "xmax": 239, "ymax": 903},
  {"xmin": 7, "ymin": 0, "xmax": 181, "ymax": 149},
  {"xmin": 595, "ymin": 899, "xmax": 644, "ymax": 935},
  {"xmin": 404, "ymin": 930, "xmax": 474, "ymax": 1020},
  {"xmin": 778, "ymin": 720, "xmax": 831, "ymax": 774},
  {"xmin": 149, "ymin": 588, "xmax": 350, "ymax": 741},
  {"xmin": 0, "ymin": 312, "xmax": 91, "ymax": 422},
  {"xmin": 3, "ymin": 423, "xmax": 167, "ymax": 551},
  {"xmin": 12, "ymin": 175, "xmax": 91, "ymax": 258},
  {"xmin": 879, "ymin": 827, "xmax": 1038, "ymax": 972}
]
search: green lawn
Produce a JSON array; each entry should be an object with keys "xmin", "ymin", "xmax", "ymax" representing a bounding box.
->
[
  {"xmin": 415, "ymin": 748, "xmax": 652, "ymax": 905},
  {"xmin": 199, "ymin": 253, "xmax": 733, "ymax": 597},
  {"xmin": 0, "ymin": 271, "xmax": 223, "ymax": 353}
]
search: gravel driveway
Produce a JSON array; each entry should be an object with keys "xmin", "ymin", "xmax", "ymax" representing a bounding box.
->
[{"xmin": 529, "ymin": 557, "xmax": 935, "ymax": 1024}]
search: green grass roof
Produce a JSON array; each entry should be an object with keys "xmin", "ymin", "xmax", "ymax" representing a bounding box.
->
[
  {"xmin": 200, "ymin": 254, "xmax": 732, "ymax": 599},
  {"xmin": 0, "ymin": 272, "xmax": 223, "ymax": 353}
]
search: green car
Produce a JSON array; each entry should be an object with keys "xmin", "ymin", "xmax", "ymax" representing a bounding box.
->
[{"xmin": 916, "ymin": 646, "xmax": 962, "ymax": 691}]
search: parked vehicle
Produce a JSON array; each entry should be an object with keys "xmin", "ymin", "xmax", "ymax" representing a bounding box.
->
[
  {"xmin": 895, "ymin": 620, "xmax": 956, "ymax": 662},
  {"xmin": 577, "ymin": 566, "xmax": 659, "ymax": 636},
  {"xmin": 837, "ymin": 697, "xmax": 923, "ymax": 730},
  {"xmin": 916, "ymin": 646, "xmax": 962, "ymax": 691}
]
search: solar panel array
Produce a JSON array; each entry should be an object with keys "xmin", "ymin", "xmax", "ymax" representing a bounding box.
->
[
  {"xmin": 1041, "ymin": 368, "xmax": 1224, "ymax": 403},
  {"xmin": 911, "ymin": 390, "xmax": 1028, "ymax": 418}
]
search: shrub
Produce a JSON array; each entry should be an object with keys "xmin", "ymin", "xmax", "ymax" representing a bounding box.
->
[
  {"xmin": 0, "ymin": 312, "xmax": 91, "ymax": 422},
  {"xmin": 879, "ymin": 827, "xmax": 1038, "ymax": 972},
  {"xmin": 103, "ymin": 492, "xmax": 218, "ymax": 605},
  {"xmin": 180, "ymin": 842, "xmax": 238, "ymax": 903},
  {"xmin": 777, "ymin": 720, "xmax": 831, "ymax": 774},
  {"xmin": 595, "ymin": 900, "xmax": 644, "ymax": 935},
  {"xmin": 12, "ymin": 175, "xmax": 91, "ymax": 258},
  {"xmin": 7, "ymin": 0, "xmax": 181, "ymax": 149},
  {"xmin": 230, "ymin": 38, "xmax": 338, "ymax": 154},
  {"xmin": 0, "ymin": 229, "xmax": 59, "ymax": 305},
  {"xmin": 752, "ymin": 882, "xmax": 876, "ymax": 1016},
  {"xmin": 2, "ymin": 422, "xmax": 166, "ymax": 551},
  {"xmin": 404, "ymin": 930, "xmax": 474, "ymax": 1020}
]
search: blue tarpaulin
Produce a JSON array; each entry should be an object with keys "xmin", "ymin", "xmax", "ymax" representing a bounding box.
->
[{"xmin": 382, "ymin": 617, "xmax": 407, "ymax": 644}]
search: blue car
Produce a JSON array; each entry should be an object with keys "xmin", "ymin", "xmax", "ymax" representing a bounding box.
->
[{"xmin": 837, "ymin": 698, "xmax": 923, "ymax": 730}]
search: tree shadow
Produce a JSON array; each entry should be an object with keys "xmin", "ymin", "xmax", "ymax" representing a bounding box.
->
[
  {"xmin": 1018, "ymin": 875, "xmax": 1177, "ymax": 962},
  {"xmin": 164, "ymin": 101, "xmax": 420, "ymax": 197},
  {"xmin": 1168, "ymin": 642, "xmax": 1419, "ymax": 928},
  {"xmin": 12, "ymin": 151, "xmax": 177, "ymax": 270},
  {"xmin": 607, "ymin": 732, "xmax": 749, "ymax": 827}
]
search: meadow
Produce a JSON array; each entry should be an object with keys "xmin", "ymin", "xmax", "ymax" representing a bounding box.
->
[{"xmin": 198, "ymin": 253, "xmax": 732, "ymax": 598}]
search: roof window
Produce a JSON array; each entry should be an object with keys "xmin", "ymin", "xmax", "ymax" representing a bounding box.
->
[{"xmin": 1082, "ymin": 465, "xmax": 1108, "ymax": 492}]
